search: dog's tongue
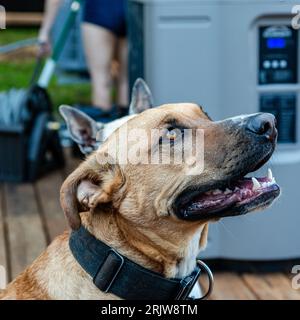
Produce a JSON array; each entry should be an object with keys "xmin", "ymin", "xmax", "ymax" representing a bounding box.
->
[
  {"xmin": 186, "ymin": 192, "xmax": 240, "ymax": 213},
  {"xmin": 183, "ymin": 170, "xmax": 278, "ymax": 215}
]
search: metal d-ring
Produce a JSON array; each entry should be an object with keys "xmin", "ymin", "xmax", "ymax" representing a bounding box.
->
[{"xmin": 195, "ymin": 259, "xmax": 214, "ymax": 300}]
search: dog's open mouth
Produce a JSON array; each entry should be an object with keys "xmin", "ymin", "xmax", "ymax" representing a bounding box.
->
[{"xmin": 176, "ymin": 169, "xmax": 280, "ymax": 221}]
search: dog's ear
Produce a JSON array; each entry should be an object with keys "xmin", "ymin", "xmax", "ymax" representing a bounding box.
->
[
  {"xmin": 60, "ymin": 155, "xmax": 124, "ymax": 230},
  {"xmin": 129, "ymin": 78, "xmax": 154, "ymax": 115},
  {"xmin": 59, "ymin": 105, "xmax": 102, "ymax": 154}
]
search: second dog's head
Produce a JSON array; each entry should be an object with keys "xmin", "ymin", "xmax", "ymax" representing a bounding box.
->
[
  {"xmin": 60, "ymin": 102, "xmax": 280, "ymax": 242},
  {"xmin": 59, "ymin": 78, "xmax": 154, "ymax": 155}
]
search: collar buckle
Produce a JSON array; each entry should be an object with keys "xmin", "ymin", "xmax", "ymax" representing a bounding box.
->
[
  {"xmin": 175, "ymin": 275, "xmax": 197, "ymax": 300},
  {"xmin": 175, "ymin": 264, "xmax": 201, "ymax": 300},
  {"xmin": 93, "ymin": 249, "xmax": 125, "ymax": 293},
  {"xmin": 175, "ymin": 260, "xmax": 214, "ymax": 300}
]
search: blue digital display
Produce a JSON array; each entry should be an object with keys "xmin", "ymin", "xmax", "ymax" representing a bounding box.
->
[{"xmin": 267, "ymin": 38, "xmax": 286, "ymax": 49}]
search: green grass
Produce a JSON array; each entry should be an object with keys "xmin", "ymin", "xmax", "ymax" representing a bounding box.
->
[
  {"xmin": 0, "ymin": 27, "xmax": 37, "ymax": 45},
  {"xmin": 0, "ymin": 28, "xmax": 92, "ymax": 116}
]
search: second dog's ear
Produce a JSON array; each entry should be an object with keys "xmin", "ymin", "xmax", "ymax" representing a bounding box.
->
[
  {"xmin": 60, "ymin": 155, "xmax": 124, "ymax": 230},
  {"xmin": 129, "ymin": 78, "xmax": 154, "ymax": 115},
  {"xmin": 59, "ymin": 105, "xmax": 101, "ymax": 154}
]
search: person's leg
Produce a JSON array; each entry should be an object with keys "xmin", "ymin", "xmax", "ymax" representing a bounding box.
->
[
  {"xmin": 82, "ymin": 23, "xmax": 116, "ymax": 111},
  {"xmin": 116, "ymin": 37, "xmax": 129, "ymax": 109}
]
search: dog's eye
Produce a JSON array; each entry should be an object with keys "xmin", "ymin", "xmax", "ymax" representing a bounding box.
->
[
  {"xmin": 166, "ymin": 128, "xmax": 178, "ymax": 141},
  {"xmin": 166, "ymin": 127, "xmax": 185, "ymax": 142},
  {"xmin": 159, "ymin": 127, "xmax": 185, "ymax": 145}
]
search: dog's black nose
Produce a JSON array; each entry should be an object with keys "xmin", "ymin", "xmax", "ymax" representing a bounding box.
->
[{"xmin": 246, "ymin": 113, "xmax": 277, "ymax": 142}]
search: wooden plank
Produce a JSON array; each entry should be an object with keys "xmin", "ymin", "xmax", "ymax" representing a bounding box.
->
[
  {"xmin": 266, "ymin": 273, "xmax": 300, "ymax": 300},
  {"xmin": 35, "ymin": 148, "xmax": 81, "ymax": 242},
  {"xmin": 243, "ymin": 272, "xmax": 300, "ymax": 300},
  {"xmin": 203, "ymin": 272, "xmax": 257, "ymax": 300},
  {"xmin": 0, "ymin": 184, "xmax": 8, "ymax": 284},
  {"xmin": 242, "ymin": 273, "xmax": 285, "ymax": 300},
  {"xmin": 4, "ymin": 183, "xmax": 47, "ymax": 279},
  {"xmin": 62, "ymin": 148, "xmax": 82, "ymax": 178},
  {"xmin": 242, "ymin": 273, "xmax": 279, "ymax": 300},
  {"xmin": 35, "ymin": 171, "xmax": 67, "ymax": 242},
  {"xmin": 6, "ymin": 12, "xmax": 42, "ymax": 26}
]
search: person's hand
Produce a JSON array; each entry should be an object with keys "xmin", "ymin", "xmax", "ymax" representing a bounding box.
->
[
  {"xmin": 38, "ymin": 41, "xmax": 52, "ymax": 58},
  {"xmin": 37, "ymin": 30, "xmax": 52, "ymax": 57}
]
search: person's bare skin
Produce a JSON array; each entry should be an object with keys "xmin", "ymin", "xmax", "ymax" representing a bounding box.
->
[
  {"xmin": 39, "ymin": 0, "xmax": 128, "ymax": 111},
  {"xmin": 82, "ymin": 23, "xmax": 128, "ymax": 110}
]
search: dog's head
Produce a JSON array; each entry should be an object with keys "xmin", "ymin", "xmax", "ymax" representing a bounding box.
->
[
  {"xmin": 60, "ymin": 102, "xmax": 280, "ymax": 236},
  {"xmin": 59, "ymin": 78, "xmax": 154, "ymax": 155}
]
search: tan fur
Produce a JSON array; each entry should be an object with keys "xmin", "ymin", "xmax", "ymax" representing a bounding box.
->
[{"xmin": 0, "ymin": 103, "xmax": 269, "ymax": 300}]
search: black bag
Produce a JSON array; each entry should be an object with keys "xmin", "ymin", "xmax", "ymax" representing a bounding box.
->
[{"xmin": 0, "ymin": 79, "xmax": 65, "ymax": 182}]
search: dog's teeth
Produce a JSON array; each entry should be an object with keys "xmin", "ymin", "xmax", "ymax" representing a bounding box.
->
[
  {"xmin": 252, "ymin": 177, "xmax": 261, "ymax": 190},
  {"xmin": 261, "ymin": 182, "xmax": 268, "ymax": 188},
  {"xmin": 272, "ymin": 177, "xmax": 276, "ymax": 184},
  {"xmin": 224, "ymin": 188, "xmax": 231, "ymax": 194},
  {"xmin": 267, "ymin": 168, "xmax": 273, "ymax": 181}
]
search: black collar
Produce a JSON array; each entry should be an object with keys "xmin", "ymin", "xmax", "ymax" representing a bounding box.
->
[{"xmin": 69, "ymin": 226, "xmax": 213, "ymax": 300}]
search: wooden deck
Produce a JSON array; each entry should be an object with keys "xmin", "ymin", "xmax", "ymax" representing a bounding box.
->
[{"xmin": 0, "ymin": 149, "xmax": 299, "ymax": 300}]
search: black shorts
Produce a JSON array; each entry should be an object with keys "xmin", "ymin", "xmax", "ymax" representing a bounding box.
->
[{"xmin": 83, "ymin": 0, "xmax": 127, "ymax": 38}]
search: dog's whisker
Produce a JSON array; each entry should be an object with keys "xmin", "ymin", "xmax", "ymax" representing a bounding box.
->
[{"xmin": 218, "ymin": 221, "xmax": 239, "ymax": 242}]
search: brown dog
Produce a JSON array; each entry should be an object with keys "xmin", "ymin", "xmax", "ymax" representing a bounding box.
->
[{"xmin": 0, "ymin": 103, "xmax": 280, "ymax": 300}]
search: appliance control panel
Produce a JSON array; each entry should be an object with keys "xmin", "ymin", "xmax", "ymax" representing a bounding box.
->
[
  {"xmin": 260, "ymin": 93, "xmax": 297, "ymax": 143},
  {"xmin": 259, "ymin": 26, "xmax": 298, "ymax": 85},
  {"xmin": 259, "ymin": 25, "xmax": 298, "ymax": 143}
]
